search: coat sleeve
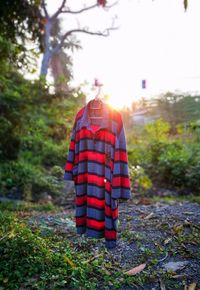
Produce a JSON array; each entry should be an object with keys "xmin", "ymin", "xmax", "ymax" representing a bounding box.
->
[
  {"xmin": 111, "ymin": 116, "xmax": 131, "ymax": 199},
  {"xmin": 64, "ymin": 119, "xmax": 77, "ymax": 181}
]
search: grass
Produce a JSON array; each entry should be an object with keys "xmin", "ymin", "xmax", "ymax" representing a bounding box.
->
[
  {"xmin": 0, "ymin": 198, "xmax": 199, "ymax": 289},
  {"xmin": 151, "ymin": 194, "xmax": 200, "ymax": 204},
  {"xmin": 0, "ymin": 199, "xmax": 61, "ymax": 213}
]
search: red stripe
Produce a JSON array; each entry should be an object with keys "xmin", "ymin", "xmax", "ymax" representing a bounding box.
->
[
  {"xmin": 75, "ymin": 151, "xmax": 105, "ymax": 164},
  {"xmin": 105, "ymin": 205, "xmax": 118, "ymax": 219},
  {"xmin": 65, "ymin": 162, "xmax": 73, "ymax": 171},
  {"xmin": 87, "ymin": 218, "xmax": 105, "ymax": 230},
  {"xmin": 105, "ymin": 204, "xmax": 112, "ymax": 216},
  {"xmin": 76, "ymin": 216, "xmax": 86, "ymax": 226},
  {"xmin": 87, "ymin": 196, "xmax": 105, "ymax": 208},
  {"xmin": 76, "ymin": 107, "xmax": 84, "ymax": 120},
  {"xmin": 76, "ymin": 172, "xmax": 105, "ymax": 187},
  {"xmin": 69, "ymin": 140, "xmax": 75, "ymax": 150},
  {"xmin": 105, "ymin": 229, "xmax": 117, "ymax": 240},
  {"xmin": 112, "ymin": 176, "xmax": 130, "ymax": 188},
  {"xmin": 112, "ymin": 207, "xmax": 119, "ymax": 219},
  {"xmin": 76, "ymin": 128, "xmax": 115, "ymax": 146},
  {"xmin": 76, "ymin": 195, "xmax": 87, "ymax": 206},
  {"xmin": 114, "ymin": 150, "xmax": 128, "ymax": 162},
  {"xmin": 105, "ymin": 180, "xmax": 111, "ymax": 192}
]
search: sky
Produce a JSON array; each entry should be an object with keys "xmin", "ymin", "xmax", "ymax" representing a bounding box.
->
[{"xmin": 47, "ymin": 0, "xmax": 200, "ymax": 108}]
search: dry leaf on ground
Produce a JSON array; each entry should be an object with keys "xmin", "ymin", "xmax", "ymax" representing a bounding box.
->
[
  {"xmin": 188, "ymin": 282, "xmax": 197, "ymax": 290},
  {"xmin": 125, "ymin": 263, "xmax": 146, "ymax": 275}
]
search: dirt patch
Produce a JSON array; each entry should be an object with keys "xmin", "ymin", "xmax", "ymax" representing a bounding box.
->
[{"xmin": 27, "ymin": 198, "xmax": 200, "ymax": 289}]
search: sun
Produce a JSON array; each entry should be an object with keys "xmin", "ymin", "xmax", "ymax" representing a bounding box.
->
[{"xmin": 104, "ymin": 93, "xmax": 133, "ymax": 110}]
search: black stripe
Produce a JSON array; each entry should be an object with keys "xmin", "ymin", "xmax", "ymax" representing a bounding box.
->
[
  {"xmin": 86, "ymin": 226, "xmax": 104, "ymax": 233},
  {"xmin": 105, "ymin": 215, "xmax": 118, "ymax": 221},
  {"xmin": 76, "ymin": 204, "xmax": 104, "ymax": 210},
  {"xmin": 75, "ymin": 149, "xmax": 104, "ymax": 155},
  {"xmin": 112, "ymin": 185, "xmax": 130, "ymax": 190},
  {"xmin": 87, "ymin": 194, "xmax": 105, "ymax": 200},
  {"xmin": 76, "ymin": 127, "xmax": 116, "ymax": 137},
  {"xmin": 76, "ymin": 137, "xmax": 115, "ymax": 148},
  {"xmin": 86, "ymin": 216, "xmax": 105, "ymax": 222},
  {"xmin": 112, "ymin": 174, "xmax": 129, "ymax": 178},
  {"xmin": 105, "ymin": 227, "xmax": 117, "ymax": 232},
  {"xmin": 64, "ymin": 170, "xmax": 73, "ymax": 174},
  {"xmin": 65, "ymin": 160, "xmax": 74, "ymax": 164},
  {"xmin": 75, "ymin": 182, "xmax": 106, "ymax": 189},
  {"xmin": 115, "ymin": 148, "xmax": 127, "ymax": 152},
  {"xmin": 76, "ymin": 212, "xmax": 118, "ymax": 223},
  {"xmin": 105, "ymin": 202, "xmax": 118, "ymax": 210},
  {"xmin": 78, "ymin": 159, "xmax": 112, "ymax": 169},
  {"xmin": 75, "ymin": 214, "xmax": 86, "ymax": 218},
  {"xmin": 114, "ymin": 160, "xmax": 128, "ymax": 165}
]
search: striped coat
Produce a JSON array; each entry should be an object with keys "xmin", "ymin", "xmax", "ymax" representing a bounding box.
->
[{"xmin": 64, "ymin": 101, "xmax": 131, "ymax": 249}]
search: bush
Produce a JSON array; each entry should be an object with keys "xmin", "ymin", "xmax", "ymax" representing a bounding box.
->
[
  {"xmin": 0, "ymin": 212, "xmax": 118, "ymax": 290},
  {"xmin": 144, "ymin": 118, "xmax": 170, "ymax": 142},
  {"xmin": 156, "ymin": 141, "xmax": 191, "ymax": 186},
  {"xmin": 0, "ymin": 212, "xmax": 72, "ymax": 289},
  {"xmin": 129, "ymin": 165, "xmax": 152, "ymax": 193},
  {"xmin": 0, "ymin": 160, "xmax": 63, "ymax": 201}
]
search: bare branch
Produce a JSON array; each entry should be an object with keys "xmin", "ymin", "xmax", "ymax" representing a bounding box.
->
[
  {"xmin": 41, "ymin": 0, "xmax": 49, "ymax": 18},
  {"xmin": 103, "ymin": 1, "xmax": 118, "ymax": 10},
  {"xmin": 61, "ymin": 1, "xmax": 118, "ymax": 14},
  {"xmin": 61, "ymin": 4, "xmax": 98, "ymax": 14},
  {"xmin": 52, "ymin": 26, "xmax": 118, "ymax": 54},
  {"xmin": 52, "ymin": 0, "xmax": 67, "ymax": 19}
]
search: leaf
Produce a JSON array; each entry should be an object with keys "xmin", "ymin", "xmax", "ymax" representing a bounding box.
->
[
  {"xmin": 188, "ymin": 282, "xmax": 197, "ymax": 290},
  {"xmin": 144, "ymin": 212, "xmax": 154, "ymax": 219},
  {"xmin": 82, "ymin": 253, "xmax": 103, "ymax": 264},
  {"xmin": 173, "ymin": 224, "xmax": 183, "ymax": 234},
  {"xmin": 163, "ymin": 237, "xmax": 172, "ymax": 245},
  {"xmin": 63, "ymin": 255, "xmax": 75, "ymax": 268},
  {"xmin": 125, "ymin": 263, "xmax": 146, "ymax": 275}
]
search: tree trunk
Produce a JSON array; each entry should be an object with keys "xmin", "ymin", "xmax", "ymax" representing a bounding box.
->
[{"xmin": 40, "ymin": 49, "xmax": 52, "ymax": 77}]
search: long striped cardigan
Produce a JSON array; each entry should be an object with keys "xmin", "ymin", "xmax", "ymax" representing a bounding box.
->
[{"xmin": 64, "ymin": 100, "xmax": 131, "ymax": 249}]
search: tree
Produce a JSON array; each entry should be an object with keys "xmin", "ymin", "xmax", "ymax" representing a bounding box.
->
[
  {"xmin": 49, "ymin": 18, "xmax": 76, "ymax": 93},
  {"xmin": 0, "ymin": 0, "xmax": 44, "ymax": 68},
  {"xmin": 40, "ymin": 0, "xmax": 117, "ymax": 78}
]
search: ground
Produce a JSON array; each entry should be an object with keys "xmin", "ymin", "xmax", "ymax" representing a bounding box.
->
[{"xmin": 27, "ymin": 194, "xmax": 200, "ymax": 290}]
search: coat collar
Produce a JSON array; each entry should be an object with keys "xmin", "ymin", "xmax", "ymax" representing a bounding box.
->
[{"xmin": 79, "ymin": 100, "xmax": 110, "ymax": 131}]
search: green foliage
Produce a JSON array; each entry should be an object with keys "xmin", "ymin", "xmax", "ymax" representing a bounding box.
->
[
  {"xmin": 0, "ymin": 58, "xmax": 84, "ymax": 200},
  {"xmin": 127, "ymin": 113, "xmax": 200, "ymax": 193},
  {"xmin": 129, "ymin": 165, "xmax": 152, "ymax": 192},
  {"xmin": 144, "ymin": 118, "xmax": 170, "ymax": 141},
  {"xmin": 0, "ymin": 0, "xmax": 43, "ymax": 68},
  {"xmin": 0, "ymin": 212, "xmax": 126, "ymax": 289},
  {"xmin": 0, "ymin": 200, "xmax": 59, "ymax": 212},
  {"xmin": 0, "ymin": 212, "xmax": 73, "ymax": 289},
  {"xmin": 156, "ymin": 141, "xmax": 191, "ymax": 186},
  {"xmin": 150, "ymin": 93, "xmax": 200, "ymax": 133},
  {"xmin": 0, "ymin": 159, "xmax": 63, "ymax": 200}
]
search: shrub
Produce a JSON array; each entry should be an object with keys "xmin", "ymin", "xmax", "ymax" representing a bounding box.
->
[
  {"xmin": 0, "ymin": 212, "xmax": 72, "ymax": 289},
  {"xmin": 144, "ymin": 119, "xmax": 170, "ymax": 142},
  {"xmin": 129, "ymin": 165, "xmax": 152, "ymax": 193},
  {"xmin": 0, "ymin": 160, "xmax": 63, "ymax": 201},
  {"xmin": 157, "ymin": 141, "xmax": 191, "ymax": 186}
]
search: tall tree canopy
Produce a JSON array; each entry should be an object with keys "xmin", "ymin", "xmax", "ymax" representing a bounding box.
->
[{"xmin": 0, "ymin": 0, "xmax": 44, "ymax": 68}]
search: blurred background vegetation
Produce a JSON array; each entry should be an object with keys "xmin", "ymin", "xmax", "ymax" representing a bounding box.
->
[{"xmin": 0, "ymin": 0, "xmax": 199, "ymax": 205}]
